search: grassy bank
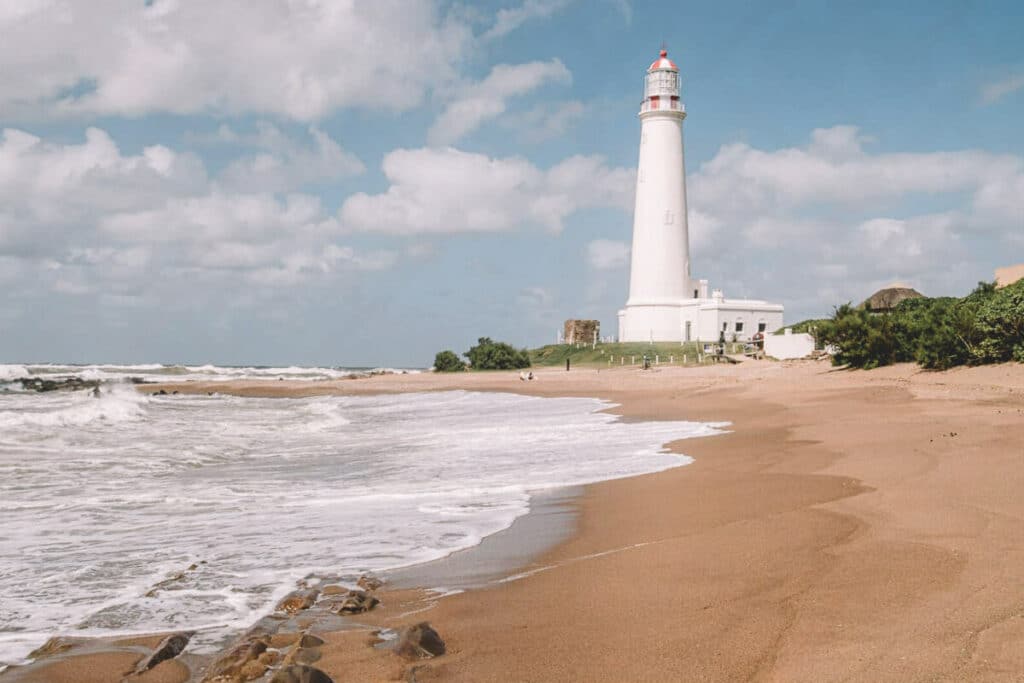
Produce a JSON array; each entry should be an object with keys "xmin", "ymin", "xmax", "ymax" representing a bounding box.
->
[{"xmin": 529, "ymin": 342, "xmax": 749, "ymax": 368}]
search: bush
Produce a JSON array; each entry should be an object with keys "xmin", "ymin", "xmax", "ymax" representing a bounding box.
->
[
  {"xmin": 817, "ymin": 281, "xmax": 1017, "ymax": 371},
  {"xmin": 433, "ymin": 350, "xmax": 465, "ymax": 372},
  {"xmin": 465, "ymin": 337, "xmax": 531, "ymax": 370},
  {"xmin": 973, "ymin": 279, "xmax": 1024, "ymax": 364}
]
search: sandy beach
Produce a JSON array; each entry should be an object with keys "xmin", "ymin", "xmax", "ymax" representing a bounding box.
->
[{"xmin": 8, "ymin": 360, "xmax": 1024, "ymax": 682}]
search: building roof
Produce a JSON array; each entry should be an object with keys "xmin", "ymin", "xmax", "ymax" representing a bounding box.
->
[
  {"xmin": 861, "ymin": 286, "xmax": 924, "ymax": 312},
  {"xmin": 995, "ymin": 264, "xmax": 1024, "ymax": 288},
  {"xmin": 648, "ymin": 49, "xmax": 678, "ymax": 71}
]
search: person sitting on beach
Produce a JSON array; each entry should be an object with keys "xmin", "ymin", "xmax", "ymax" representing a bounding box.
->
[
  {"xmin": 519, "ymin": 371, "xmax": 527, "ymax": 381},
  {"xmin": 527, "ymin": 371, "xmax": 535, "ymax": 380}
]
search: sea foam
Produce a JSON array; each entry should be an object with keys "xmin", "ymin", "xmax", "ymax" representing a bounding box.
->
[{"xmin": 0, "ymin": 390, "xmax": 725, "ymax": 667}]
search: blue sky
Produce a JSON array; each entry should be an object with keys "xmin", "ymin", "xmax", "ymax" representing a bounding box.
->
[{"xmin": 1, "ymin": 0, "xmax": 1022, "ymax": 366}]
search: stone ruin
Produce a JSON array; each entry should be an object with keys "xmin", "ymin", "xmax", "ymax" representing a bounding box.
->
[{"xmin": 564, "ymin": 319, "xmax": 600, "ymax": 345}]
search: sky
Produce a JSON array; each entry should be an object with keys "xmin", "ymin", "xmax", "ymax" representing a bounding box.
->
[{"xmin": 1, "ymin": 0, "xmax": 1022, "ymax": 367}]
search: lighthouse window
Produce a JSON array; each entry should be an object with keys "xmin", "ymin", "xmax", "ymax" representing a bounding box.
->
[{"xmin": 735, "ymin": 321, "xmax": 744, "ymax": 333}]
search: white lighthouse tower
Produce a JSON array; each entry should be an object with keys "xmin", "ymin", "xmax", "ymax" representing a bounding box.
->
[{"xmin": 618, "ymin": 48, "xmax": 784, "ymax": 343}]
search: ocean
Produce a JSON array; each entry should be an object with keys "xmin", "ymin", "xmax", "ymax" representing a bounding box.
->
[{"xmin": 0, "ymin": 364, "xmax": 726, "ymax": 668}]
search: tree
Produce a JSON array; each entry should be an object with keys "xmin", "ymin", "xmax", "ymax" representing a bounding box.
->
[
  {"xmin": 433, "ymin": 350, "xmax": 465, "ymax": 372},
  {"xmin": 465, "ymin": 337, "xmax": 531, "ymax": 370}
]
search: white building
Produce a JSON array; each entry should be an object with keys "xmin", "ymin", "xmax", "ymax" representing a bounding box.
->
[{"xmin": 618, "ymin": 49, "xmax": 783, "ymax": 343}]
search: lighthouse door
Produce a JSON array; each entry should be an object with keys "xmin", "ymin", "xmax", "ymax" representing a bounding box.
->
[{"xmin": 685, "ymin": 321, "xmax": 692, "ymax": 342}]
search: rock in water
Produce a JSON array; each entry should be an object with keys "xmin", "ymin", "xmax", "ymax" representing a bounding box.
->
[
  {"xmin": 357, "ymin": 574, "xmax": 384, "ymax": 591},
  {"xmin": 276, "ymin": 588, "xmax": 320, "ymax": 614},
  {"xmin": 270, "ymin": 664, "xmax": 334, "ymax": 683},
  {"xmin": 27, "ymin": 636, "xmax": 75, "ymax": 659},
  {"xmin": 395, "ymin": 622, "xmax": 445, "ymax": 660},
  {"xmin": 332, "ymin": 589, "xmax": 379, "ymax": 615},
  {"xmin": 134, "ymin": 632, "xmax": 192, "ymax": 673}
]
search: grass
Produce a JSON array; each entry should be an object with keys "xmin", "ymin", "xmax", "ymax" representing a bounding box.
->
[{"xmin": 529, "ymin": 341, "xmax": 749, "ymax": 368}]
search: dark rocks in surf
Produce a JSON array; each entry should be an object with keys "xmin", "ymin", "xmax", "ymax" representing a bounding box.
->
[
  {"xmin": 394, "ymin": 622, "xmax": 445, "ymax": 660},
  {"xmin": 270, "ymin": 664, "xmax": 334, "ymax": 683},
  {"xmin": 133, "ymin": 631, "xmax": 192, "ymax": 673},
  {"xmin": 19, "ymin": 376, "xmax": 100, "ymax": 393}
]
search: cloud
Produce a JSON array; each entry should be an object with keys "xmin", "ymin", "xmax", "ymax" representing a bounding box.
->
[
  {"xmin": 482, "ymin": 0, "xmax": 573, "ymax": 40},
  {"xmin": 980, "ymin": 73, "xmax": 1024, "ymax": 105},
  {"xmin": 340, "ymin": 147, "xmax": 633, "ymax": 234},
  {"xmin": 428, "ymin": 60, "xmax": 571, "ymax": 145},
  {"xmin": 501, "ymin": 100, "xmax": 586, "ymax": 143},
  {"xmin": 0, "ymin": 0, "xmax": 472, "ymax": 121},
  {"xmin": 216, "ymin": 123, "xmax": 364, "ymax": 193},
  {"xmin": 0, "ymin": 127, "xmax": 396, "ymax": 302},
  {"xmin": 685, "ymin": 125, "xmax": 1024, "ymax": 316},
  {"xmin": 586, "ymin": 239, "xmax": 630, "ymax": 270}
]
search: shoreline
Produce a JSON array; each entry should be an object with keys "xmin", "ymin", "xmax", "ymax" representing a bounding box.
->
[{"xmin": 6, "ymin": 361, "xmax": 1024, "ymax": 681}]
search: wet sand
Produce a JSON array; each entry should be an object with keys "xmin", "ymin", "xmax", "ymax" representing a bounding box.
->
[{"xmin": 8, "ymin": 361, "xmax": 1024, "ymax": 681}]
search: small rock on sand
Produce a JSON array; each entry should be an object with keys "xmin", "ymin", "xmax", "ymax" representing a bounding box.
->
[
  {"xmin": 133, "ymin": 632, "xmax": 192, "ymax": 673},
  {"xmin": 394, "ymin": 622, "xmax": 445, "ymax": 660},
  {"xmin": 270, "ymin": 664, "xmax": 334, "ymax": 683}
]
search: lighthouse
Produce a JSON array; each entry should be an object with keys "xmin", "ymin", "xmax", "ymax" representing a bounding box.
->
[{"xmin": 618, "ymin": 48, "xmax": 784, "ymax": 343}]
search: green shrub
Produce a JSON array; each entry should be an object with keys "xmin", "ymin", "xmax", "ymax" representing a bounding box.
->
[
  {"xmin": 433, "ymin": 350, "xmax": 465, "ymax": 372},
  {"xmin": 817, "ymin": 304, "xmax": 899, "ymax": 369},
  {"xmin": 465, "ymin": 337, "xmax": 531, "ymax": 370},
  {"xmin": 973, "ymin": 279, "xmax": 1024, "ymax": 364},
  {"xmin": 817, "ymin": 281, "xmax": 1017, "ymax": 371}
]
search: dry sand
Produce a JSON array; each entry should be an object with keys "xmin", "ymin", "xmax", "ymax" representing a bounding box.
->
[{"xmin": 8, "ymin": 360, "xmax": 1024, "ymax": 682}]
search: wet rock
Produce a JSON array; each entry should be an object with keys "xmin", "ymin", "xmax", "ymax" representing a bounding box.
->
[
  {"xmin": 298, "ymin": 633, "xmax": 325, "ymax": 648},
  {"xmin": 319, "ymin": 584, "xmax": 348, "ymax": 596},
  {"xmin": 357, "ymin": 574, "xmax": 384, "ymax": 591},
  {"xmin": 202, "ymin": 636, "xmax": 268, "ymax": 682},
  {"xmin": 270, "ymin": 664, "xmax": 334, "ymax": 683},
  {"xmin": 394, "ymin": 622, "xmax": 445, "ymax": 660},
  {"xmin": 277, "ymin": 588, "xmax": 320, "ymax": 615},
  {"xmin": 332, "ymin": 589, "xmax": 379, "ymax": 615},
  {"xmin": 258, "ymin": 650, "xmax": 280, "ymax": 666},
  {"xmin": 20, "ymin": 377, "xmax": 100, "ymax": 393},
  {"xmin": 133, "ymin": 632, "xmax": 192, "ymax": 673},
  {"xmin": 27, "ymin": 636, "xmax": 75, "ymax": 659},
  {"xmin": 239, "ymin": 659, "xmax": 266, "ymax": 680}
]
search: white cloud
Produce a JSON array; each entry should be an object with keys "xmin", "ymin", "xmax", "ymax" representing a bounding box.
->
[
  {"xmin": 340, "ymin": 147, "xmax": 633, "ymax": 235},
  {"xmin": 693, "ymin": 125, "xmax": 1021, "ymax": 211},
  {"xmin": 502, "ymin": 100, "xmax": 586, "ymax": 143},
  {"xmin": 428, "ymin": 60, "xmax": 571, "ymax": 145},
  {"xmin": 482, "ymin": 0, "xmax": 573, "ymax": 40},
  {"xmin": 0, "ymin": 127, "xmax": 396, "ymax": 301},
  {"xmin": 685, "ymin": 125, "xmax": 1024, "ymax": 314},
  {"xmin": 586, "ymin": 239, "xmax": 630, "ymax": 270},
  {"xmin": 216, "ymin": 124, "xmax": 364, "ymax": 193},
  {"xmin": 980, "ymin": 73, "xmax": 1024, "ymax": 105},
  {"xmin": 0, "ymin": 0, "xmax": 472, "ymax": 121}
]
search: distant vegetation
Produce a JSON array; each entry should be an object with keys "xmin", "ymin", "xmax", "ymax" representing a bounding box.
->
[
  {"xmin": 817, "ymin": 280, "xmax": 1024, "ymax": 370},
  {"xmin": 466, "ymin": 337, "xmax": 532, "ymax": 370},
  {"xmin": 432, "ymin": 350, "xmax": 465, "ymax": 372},
  {"xmin": 433, "ymin": 338, "xmax": 531, "ymax": 371}
]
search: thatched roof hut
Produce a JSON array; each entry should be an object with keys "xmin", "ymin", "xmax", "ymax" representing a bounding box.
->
[{"xmin": 861, "ymin": 283, "xmax": 924, "ymax": 313}]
